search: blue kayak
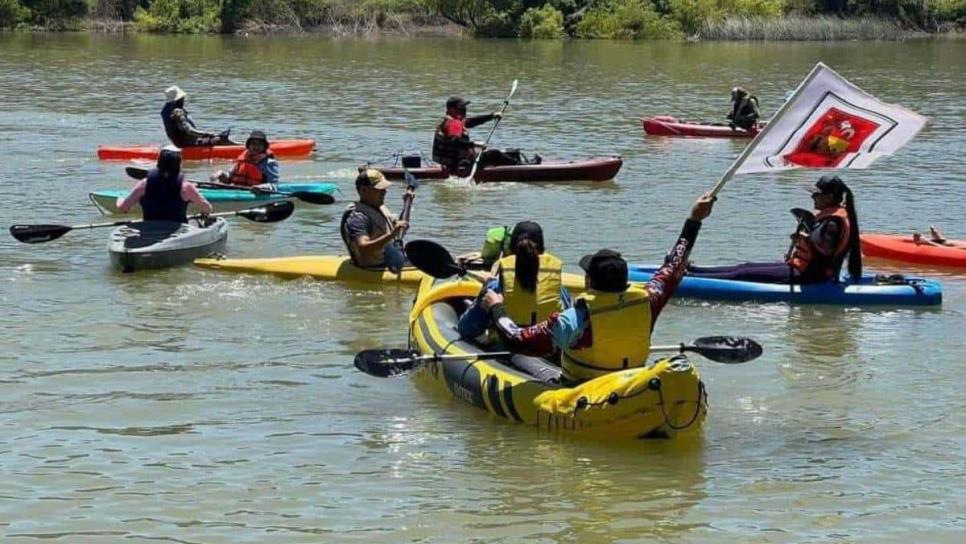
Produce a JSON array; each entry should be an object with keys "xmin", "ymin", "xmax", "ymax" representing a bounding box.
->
[
  {"xmin": 628, "ymin": 265, "xmax": 942, "ymax": 306},
  {"xmin": 90, "ymin": 182, "xmax": 337, "ymax": 215}
]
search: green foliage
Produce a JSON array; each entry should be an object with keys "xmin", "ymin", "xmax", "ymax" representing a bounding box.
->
[
  {"xmin": 575, "ymin": 0, "xmax": 683, "ymax": 39},
  {"xmin": 931, "ymin": 0, "xmax": 966, "ymax": 22},
  {"xmin": 0, "ymin": 0, "xmax": 30, "ymax": 27},
  {"xmin": 518, "ymin": 3, "xmax": 563, "ymax": 37},
  {"xmin": 133, "ymin": 0, "xmax": 219, "ymax": 32},
  {"xmin": 667, "ymin": 0, "xmax": 722, "ymax": 35},
  {"xmin": 20, "ymin": 0, "xmax": 88, "ymax": 26}
]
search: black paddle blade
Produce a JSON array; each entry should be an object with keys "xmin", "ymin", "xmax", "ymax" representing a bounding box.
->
[
  {"xmin": 290, "ymin": 191, "xmax": 335, "ymax": 205},
  {"xmin": 237, "ymin": 200, "xmax": 295, "ymax": 223},
  {"xmin": 689, "ymin": 336, "xmax": 763, "ymax": 364},
  {"xmin": 404, "ymin": 239, "xmax": 463, "ymax": 279},
  {"xmin": 790, "ymin": 208, "xmax": 816, "ymax": 229},
  {"xmin": 9, "ymin": 224, "xmax": 71, "ymax": 244},
  {"xmin": 354, "ymin": 349, "xmax": 421, "ymax": 378},
  {"xmin": 125, "ymin": 166, "xmax": 149, "ymax": 180},
  {"xmin": 403, "ymin": 168, "xmax": 419, "ymax": 190}
]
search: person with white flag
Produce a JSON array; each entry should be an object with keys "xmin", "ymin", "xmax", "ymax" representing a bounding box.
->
[{"xmin": 684, "ymin": 62, "xmax": 926, "ymax": 286}]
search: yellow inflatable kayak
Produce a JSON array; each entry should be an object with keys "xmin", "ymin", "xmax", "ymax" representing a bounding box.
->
[
  {"xmin": 195, "ymin": 254, "xmax": 588, "ymax": 289},
  {"xmin": 408, "ymin": 277, "xmax": 707, "ymax": 441},
  {"xmin": 194, "ymin": 255, "xmax": 427, "ymax": 285}
]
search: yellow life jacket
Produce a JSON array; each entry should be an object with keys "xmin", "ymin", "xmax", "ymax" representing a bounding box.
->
[
  {"xmin": 562, "ymin": 286, "xmax": 652, "ymax": 382},
  {"xmin": 498, "ymin": 253, "xmax": 563, "ymax": 326}
]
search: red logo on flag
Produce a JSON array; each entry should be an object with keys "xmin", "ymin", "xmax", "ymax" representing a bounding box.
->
[{"xmin": 783, "ymin": 108, "xmax": 880, "ymax": 168}]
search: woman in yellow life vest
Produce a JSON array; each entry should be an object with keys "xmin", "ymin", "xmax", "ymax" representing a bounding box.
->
[
  {"xmin": 480, "ymin": 193, "xmax": 717, "ymax": 383},
  {"xmin": 457, "ymin": 221, "xmax": 566, "ymax": 339}
]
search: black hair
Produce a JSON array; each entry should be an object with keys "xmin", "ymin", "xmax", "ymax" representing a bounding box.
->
[
  {"xmin": 513, "ymin": 238, "xmax": 541, "ymax": 293},
  {"xmin": 842, "ymin": 183, "xmax": 862, "ymax": 278}
]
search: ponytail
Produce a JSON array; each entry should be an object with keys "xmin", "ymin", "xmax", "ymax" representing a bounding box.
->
[
  {"xmin": 513, "ymin": 239, "xmax": 541, "ymax": 293},
  {"xmin": 843, "ymin": 185, "xmax": 862, "ymax": 278}
]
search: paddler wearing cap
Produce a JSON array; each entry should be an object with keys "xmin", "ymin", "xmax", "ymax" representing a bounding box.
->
[
  {"xmin": 340, "ymin": 169, "xmax": 413, "ymax": 270},
  {"xmin": 688, "ymin": 175, "xmax": 861, "ymax": 284},
  {"xmin": 211, "ymin": 130, "xmax": 280, "ymax": 187},
  {"xmin": 727, "ymin": 87, "xmax": 761, "ymax": 132},
  {"xmin": 432, "ymin": 96, "xmax": 516, "ymax": 176},
  {"xmin": 161, "ymin": 86, "xmax": 234, "ymax": 148},
  {"xmin": 116, "ymin": 146, "xmax": 213, "ymax": 222},
  {"xmin": 479, "ymin": 193, "xmax": 717, "ymax": 383},
  {"xmin": 457, "ymin": 221, "xmax": 566, "ymax": 339}
]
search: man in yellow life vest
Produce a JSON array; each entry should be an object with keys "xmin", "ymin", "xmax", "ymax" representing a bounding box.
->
[
  {"xmin": 457, "ymin": 221, "xmax": 566, "ymax": 338},
  {"xmin": 480, "ymin": 193, "xmax": 717, "ymax": 383}
]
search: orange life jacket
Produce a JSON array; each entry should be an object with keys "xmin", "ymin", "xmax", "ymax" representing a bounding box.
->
[
  {"xmin": 787, "ymin": 206, "xmax": 850, "ymax": 279},
  {"xmin": 228, "ymin": 150, "xmax": 273, "ymax": 186}
]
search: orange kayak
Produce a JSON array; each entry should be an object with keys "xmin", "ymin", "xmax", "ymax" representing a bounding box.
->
[
  {"xmin": 861, "ymin": 233, "xmax": 966, "ymax": 268},
  {"xmin": 97, "ymin": 139, "xmax": 315, "ymax": 161}
]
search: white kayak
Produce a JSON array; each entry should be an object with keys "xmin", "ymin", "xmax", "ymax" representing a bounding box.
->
[{"xmin": 108, "ymin": 218, "xmax": 228, "ymax": 272}]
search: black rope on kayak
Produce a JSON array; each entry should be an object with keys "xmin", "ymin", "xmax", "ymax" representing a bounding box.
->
[{"xmin": 656, "ymin": 380, "xmax": 707, "ymax": 432}]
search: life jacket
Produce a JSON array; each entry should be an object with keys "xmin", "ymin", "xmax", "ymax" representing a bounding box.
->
[
  {"xmin": 228, "ymin": 150, "xmax": 274, "ymax": 186},
  {"xmin": 787, "ymin": 206, "xmax": 851, "ymax": 280},
  {"xmin": 141, "ymin": 168, "xmax": 188, "ymax": 223},
  {"xmin": 432, "ymin": 115, "xmax": 468, "ymax": 172},
  {"xmin": 339, "ymin": 202, "xmax": 397, "ymax": 269},
  {"xmin": 732, "ymin": 95, "xmax": 759, "ymax": 129},
  {"xmin": 497, "ymin": 253, "xmax": 563, "ymax": 326},
  {"xmin": 561, "ymin": 286, "xmax": 652, "ymax": 382},
  {"xmin": 160, "ymin": 103, "xmax": 195, "ymax": 148}
]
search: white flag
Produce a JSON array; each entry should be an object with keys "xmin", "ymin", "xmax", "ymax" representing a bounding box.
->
[{"xmin": 730, "ymin": 62, "xmax": 926, "ymax": 176}]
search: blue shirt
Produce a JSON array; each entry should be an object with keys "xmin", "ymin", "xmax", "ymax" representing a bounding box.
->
[
  {"xmin": 456, "ymin": 276, "xmax": 573, "ymax": 339},
  {"xmin": 259, "ymin": 156, "xmax": 280, "ymax": 184}
]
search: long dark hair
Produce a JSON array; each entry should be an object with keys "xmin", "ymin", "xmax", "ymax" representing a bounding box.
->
[
  {"xmin": 841, "ymin": 184, "xmax": 862, "ymax": 278},
  {"xmin": 508, "ymin": 221, "xmax": 545, "ymax": 293}
]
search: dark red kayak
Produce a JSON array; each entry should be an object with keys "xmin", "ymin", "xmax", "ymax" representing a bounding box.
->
[
  {"xmin": 642, "ymin": 116, "xmax": 761, "ymax": 138},
  {"xmin": 371, "ymin": 156, "xmax": 622, "ymax": 183}
]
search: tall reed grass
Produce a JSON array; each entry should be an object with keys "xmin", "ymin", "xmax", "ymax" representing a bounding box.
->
[{"xmin": 700, "ymin": 15, "xmax": 921, "ymax": 41}]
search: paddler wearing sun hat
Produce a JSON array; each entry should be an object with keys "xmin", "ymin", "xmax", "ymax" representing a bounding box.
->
[{"xmin": 160, "ymin": 85, "xmax": 234, "ymax": 148}]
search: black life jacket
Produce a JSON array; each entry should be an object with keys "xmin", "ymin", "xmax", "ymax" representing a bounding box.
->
[
  {"xmin": 161, "ymin": 102, "xmax": 195, "ymax": 148},
  {"xmin": 141, "ymin": 168, "xmax": 188, "ymax": 223}
]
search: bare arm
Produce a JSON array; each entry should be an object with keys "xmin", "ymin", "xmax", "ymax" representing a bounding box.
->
[{"xmin": 116, "ymin": 180, "xmax": 147, "ymax": 213}]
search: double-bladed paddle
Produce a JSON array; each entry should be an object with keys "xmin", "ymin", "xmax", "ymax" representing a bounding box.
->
[
  {"xmin": 404, "ymin": 239, "xmax": 487, "ymax": 282},
  {"xmin": 125, "ymin": 166, "xmax": 335, "ymax": 205},
  {"xmin": 355, "ymin": 336, "xmax": 763, "ymax": 378},
  {"xmin": 10, "ymin": 200, "xmax": 294, "ymax": 244},
  {"xmin": 464, "ymin": 79, "xmax": 519, "ymax": 184}
]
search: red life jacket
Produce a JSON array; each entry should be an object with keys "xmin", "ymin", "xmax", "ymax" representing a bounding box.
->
[
  {"xmin": 432, "ymin": 115, "xmax": 471, "ymax": 173},
  {"xmin": 787, "ymin": 206, "xmax": 851, "ymax": 279},
  {"xmin": 228, "ymin": 150, "xmax": 273, "ymax": 186}
]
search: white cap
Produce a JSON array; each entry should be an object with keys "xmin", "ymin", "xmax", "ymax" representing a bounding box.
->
[{"xmin": 164, "ymin": 86, "xmax": 187, "ymax": 103}]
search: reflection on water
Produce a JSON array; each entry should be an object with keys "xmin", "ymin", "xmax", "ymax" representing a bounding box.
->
[{"xmin": 0, "ymin": 34, "xmax": 963, "ymax": 542}]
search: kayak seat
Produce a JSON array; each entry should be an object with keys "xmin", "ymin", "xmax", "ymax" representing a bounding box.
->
[{"xmin": 122, "ymin": 221, "xmax": 183, "ymax": 249}]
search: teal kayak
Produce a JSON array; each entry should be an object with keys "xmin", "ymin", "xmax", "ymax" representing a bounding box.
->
[{"xmin": 90, "ymin": 183, "xmax": 338, "ymax": 215}]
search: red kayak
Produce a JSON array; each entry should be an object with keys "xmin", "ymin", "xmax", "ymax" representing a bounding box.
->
[
  {"xmin": 641, "ymin": 116, "xmax": 760, "ymax": 138},
  {"xmin": 861, "ymin": 233, "xmax": 966, "ymax": 269},
  {"xmin": 97, "ymin": 139, "xmax": 316, "ymax": 161},
  {"xmin": 372, "ymin": 156, "xmax": 622, "ymax": 183}
]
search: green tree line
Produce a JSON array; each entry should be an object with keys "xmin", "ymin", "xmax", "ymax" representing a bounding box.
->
[{"xmin": 1, "ymin": 0, "xmax": 963, "ymax": 35}]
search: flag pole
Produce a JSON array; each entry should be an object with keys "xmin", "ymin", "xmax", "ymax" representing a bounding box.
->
[{"xmin": 709, "ymin": 63, "xmax": 829, "ymax": 198}]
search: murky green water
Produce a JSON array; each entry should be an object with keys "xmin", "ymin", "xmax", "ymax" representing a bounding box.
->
[{"xmin": 1, "ymin": 34, "xmax": 963, "ymax": 542}]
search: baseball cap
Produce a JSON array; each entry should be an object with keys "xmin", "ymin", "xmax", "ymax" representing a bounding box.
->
[
  {"xmin": 446, "ymin": 96, "xmax": 470, "ymax": 110},
  {"xmin": 356, "ymin": 168, "xmax": 392, "ymax": 190},
  {"xmin": 810, "ymin": 174, "xmax": 846, "ymax": 197},
  {"xmin": 579, "ymin": 249, "xmax": 628, "ymax": 293}
]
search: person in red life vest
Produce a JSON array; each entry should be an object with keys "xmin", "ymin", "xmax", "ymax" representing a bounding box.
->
[
  {"xmin": 478, "ymin": 193, "xmax": 717, "ymax": 382},
  {"xmin": 687, "ymin": 175, "xmax": 862, "ymax": 284},
  {"xmin": 116, "ymin": 146, "xmax": 213, "ymax": 222},
  {"xmin": 160, "ymin": 86, "xmax": 233, "ymax": 148},
  {"xmin": 211, "ymin": 130, "xmax": 280, "ymax": 187},
  {"xmin": 431, "ymin": 96, "xmax": 521, "ymax": 176}
]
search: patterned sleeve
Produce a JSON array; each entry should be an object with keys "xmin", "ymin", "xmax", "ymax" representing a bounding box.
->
[{"xmin": 644, "ymin": 219, "xmax": 702, "ymax": 326}]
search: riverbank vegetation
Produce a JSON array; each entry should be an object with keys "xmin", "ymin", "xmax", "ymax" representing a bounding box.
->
[{"xmin": 1, "ymin": 0, "xmax": 963, "ymax": 39}]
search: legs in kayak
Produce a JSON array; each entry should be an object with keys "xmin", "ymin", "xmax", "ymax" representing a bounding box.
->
[
  {"xmin": 687, "ymin": 262, "xmax": 799, "ymax": 284},
  {"xmin": 912, "ymin": 226, "xmax": 952, "ymax": 246}
]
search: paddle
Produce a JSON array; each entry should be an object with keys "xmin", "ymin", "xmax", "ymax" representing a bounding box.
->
[
  {"xmin": 125, "ymin": 166, "xmax": 335, "ymax": 205},
  {"xmin": 355, "ymin": 336, "xmax": 763, "ymax": 378},
  {"xmin": 404, "ymin": 239, "xmax": 487, "ymax": 282},
  {"xmin": 464, "ymin": 79, "xmax": 519, "ymax": 184},
  {"xmin": 10, "ymin": 200, "xmax": 294, "ymax": 244},
  {"xmin": 383, "ymin": 168, "xmax": 420, "ymax": 274}
]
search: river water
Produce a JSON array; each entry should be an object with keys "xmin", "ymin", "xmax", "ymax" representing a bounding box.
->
[{"xmin": 0, "ymin": 34, "xmax": 963, "ymax": 542}]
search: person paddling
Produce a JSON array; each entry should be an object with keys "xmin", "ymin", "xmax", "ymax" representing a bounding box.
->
[
  {"xmin": 432, "ymin": 96, "xmax": 519, "ymax": 176},
  {"xmin": 116, "ymin": 146, "xmax": 213, "ymax": 221},
  {"xmin": 458, "ymin": 221, "xmax": 566, "ymax": 338},
  {"xmin": 728, "ymin": 87, "xmax": 761, "ymax": 132},
  {"xmin": 479, "ymin": 193, "xmax": 717, "ymax": 383},
  {"xmin": 161, "ymin": 86, "xmax": 233, "ymax": 148},
  {"xmin": 688, "ymin": 175, "xmax": 861, "ymax": 284},
  {"xmin": 340, "ymin": 169, "xmax": 414, "ymax": 270},
  {"xmin": 211, "ymin": 130, "xmax": 279, "ymax": 188}
]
